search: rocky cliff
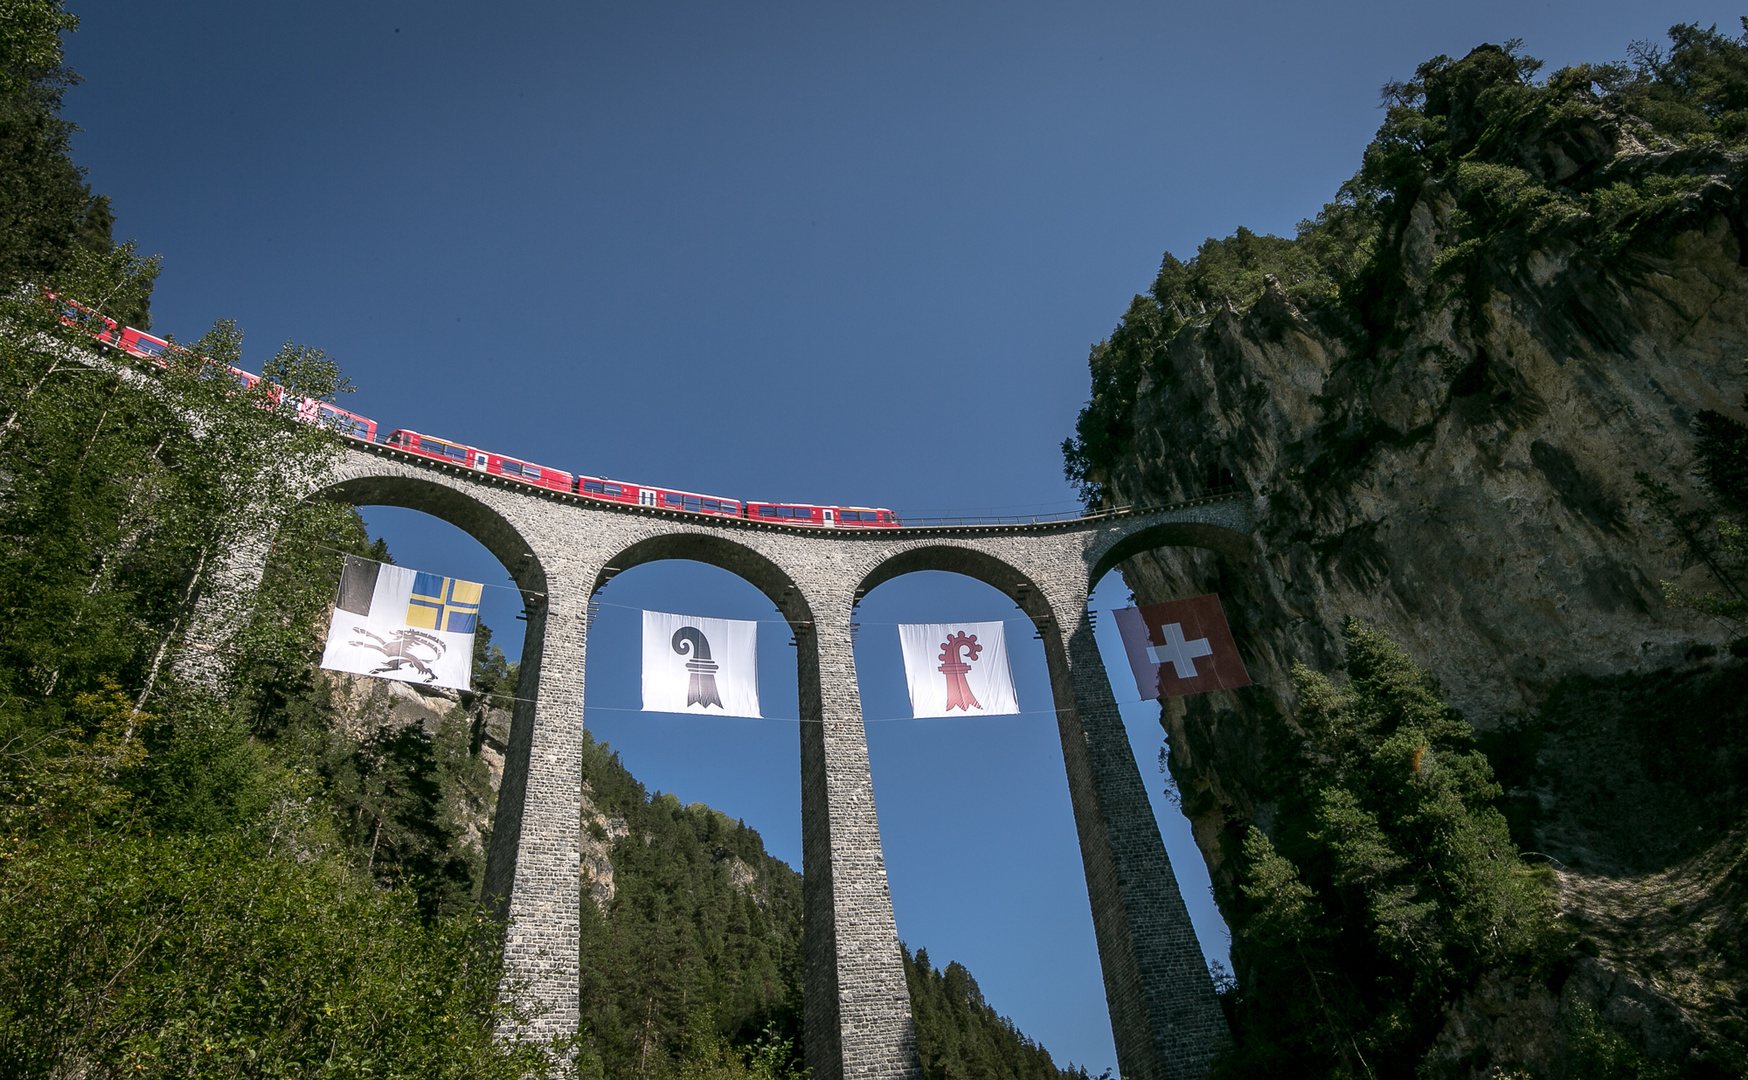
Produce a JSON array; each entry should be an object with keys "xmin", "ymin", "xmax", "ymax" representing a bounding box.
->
[{"xmin": 1070, "ymin": 33, "xmax": 1748, "ymax": 1075}]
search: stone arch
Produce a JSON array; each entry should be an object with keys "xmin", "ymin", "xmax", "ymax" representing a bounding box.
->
[
  {"xmin": 1087, "ymin": 518, "xmax": 1253, "ymax": 592},
  {"xmin": 589, "ymin": 529, "xmax": 812, "ymax": 626},
  {"xmin": 856, "ymin": 537, "xmax": 1229, "ymax": 1079},
  {"xmin": 855, "ymin": 542, "xmax": 1061, "ymax": 636},
  {"xmin": 296, "ymin": 466, "xmax": 560, "ymax": 922},
  {"xmin": 311, "ymin": 471, "xmax": 549, "ymax": 599}
]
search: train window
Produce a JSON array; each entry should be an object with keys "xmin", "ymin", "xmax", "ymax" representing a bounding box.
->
[
  {"xmin": 879, "ymin": 512, "xmax": 891, "ymax": 522},
  {"xmin": 758, "ymin": 506, "xmax": 778, "ymax": 517},
  {"xmin": 388, "ymin": 432, "xmax": 406, "ymax": 445},
  {"xmin": 605, "ymin": 484, "xmax": 622, "ymax": 496},
  {"xmin": 683, "ymin": 497, "xmax": 701, "ymax": 511},
  {"xmin": 582, "ymin": 480, "xmax": 604, "ymax": 493}
]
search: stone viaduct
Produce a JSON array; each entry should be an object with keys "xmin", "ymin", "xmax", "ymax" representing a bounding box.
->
[{"xmin": 185, "ymin": 437, "xmax": 1251, "ymax": 1080}]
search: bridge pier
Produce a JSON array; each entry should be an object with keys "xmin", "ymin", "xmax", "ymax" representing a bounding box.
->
[
  {"xmin": 481, "ymin": 590, "xmax": 584, "ymax": 1044},
  {"xmin": 798, "ymin": 600, "xmax": 922, "ymax": 1080},
  {"xmin": 1044, "ymin": 603, "xmax": 1229, "ymax": 1080}
]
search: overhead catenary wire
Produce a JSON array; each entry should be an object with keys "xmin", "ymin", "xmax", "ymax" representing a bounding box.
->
[
  {"xmin": 295, "ymin": 550, "xmax": 1281, "ymax": 714},
  {"xmin": 305, "ymin": 544, "xmax": 1127, "ymax": 629}
]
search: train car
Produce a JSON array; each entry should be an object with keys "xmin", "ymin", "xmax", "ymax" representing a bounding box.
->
[
  {"xmin": 119, "ymin": 326, "xmax": 174, "ymax": 364},
  {"xmin": 482, "ymin": 450, "xmax": 572, "ymax": 492},
  {"xmin": 827, "ymin": 505, "xmax": 900, "ymax": 528},
  {"xmin": 387, "ymin": 429, "xmax": 569, "ymax": 490},
  {"xmin": 295, "ymin": 398, "xmax": 378, "ymax": 441},
  {"xmin": 387, "ymin": 428, "xmax": 477, "ymax": 466},
  {"xmin": 577, "ymin": 475, "xmax": 741, "ymax": 517},
  {"xmin": 54, "ymin": 295, "xmax": 121, "ymax": 347},
  {"xmin": 744, "ymin": 502, "xmax": 899, "ymax": 527}
]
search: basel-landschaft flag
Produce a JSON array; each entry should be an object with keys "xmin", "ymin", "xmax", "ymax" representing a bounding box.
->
[
  {"xmin": 1113, "ymin": 594, "xmax": 1250, "ymax": 700},
  {"xmin": 321, "ymin": 555, "xmax": 482, "ymax": 691},
  {"xmin": 897, "ymin": 621, "xmax": 1019, "ymax": 718},
  {"xmin": 642, "ymin": 610, "xmax": 761, "ymax": 718}
]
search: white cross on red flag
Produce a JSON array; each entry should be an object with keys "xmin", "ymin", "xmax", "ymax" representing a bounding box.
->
[{"xmin": 1112, "ymin": 594, "xmax": 1251, "ymax": 700}]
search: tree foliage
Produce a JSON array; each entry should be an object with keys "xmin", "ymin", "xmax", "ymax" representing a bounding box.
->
[
  {"xmin": 0, "ymin": 0, "xmax": 156, "ymax": 327},
  {"xmin": 904, "ymin": 946, "xmax": 1096, "ymax": 1080},
  {"xmin": 570, "ymin": 737, "xmax": 807, "ymax": 1080},
  {"xmin": 1639, "ymin": 362, "xmax": 1748, "ymax": 628},
  {"xmin": 0, "ymin": 246, "xmax": 552, "ymax": 1076},
  {"xmin": 1216, "ymin": 621, "xmax": 1558, "ymax": 1078}
]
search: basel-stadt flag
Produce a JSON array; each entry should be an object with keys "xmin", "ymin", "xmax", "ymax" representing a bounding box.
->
[
  {"xmin": 642, "ymin": 610, "xmax": 761, "ymax": 718},
  {"xmin": 1113, "ymin": 594, "xmax": 1250, "ymax": 700},
  {"xmin": 897, "ymin": 621, "xmax": 1019, "ymax": 718},
  {"xmin": 321, "ymin": 555, "xmax": 482, "ymax": 691}
]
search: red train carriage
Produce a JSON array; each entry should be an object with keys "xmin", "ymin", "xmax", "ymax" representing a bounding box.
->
[
  {"xmin": 387, "ymin": 429, "xmax": 570, "ymax": 491},
  {"xmin": 577, "ymin": 475, "xmax": 741, "ymax": 517},
  {"xmin": 119, "ymin": 326, "xmax": 174, "ymax": 363},
  {"xmin": 483, "ymin": 450, "xmax": 572, "ymax": 492},
  {"xmin": 54, "ymin": 295, "xmax": 121, "ymax": 347},
  {"xmin": 828, "ymin": 505, "xmax": 899, "ymax": 528},
  {"xmin": 296, "ymin": 398, "xmax": 378, "ymax": 441},
  {"xmin": 388, "ymin": 428, "xmax": 474, "ymax": 464},
  {"xmin": 744, "ymin": 502, "xmax": 899, "ymax": 527}
]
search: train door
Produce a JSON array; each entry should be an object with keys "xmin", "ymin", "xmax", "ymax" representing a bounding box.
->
[
  {"xmin": 473, "ymin": 451, "xmax": 489, "ymax": 470},
  {"xmin": 639, "ymin": 489, "xmax": 657, "ymax": 507},
  {"xmin": 822, "ymin": 508, "xmax": 834, "ymax": 527}
]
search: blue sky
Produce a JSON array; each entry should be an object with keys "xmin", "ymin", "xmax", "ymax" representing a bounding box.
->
[{"xmin": 65, "ymin": 1, "xmax": 1736, "ymax": 1070}]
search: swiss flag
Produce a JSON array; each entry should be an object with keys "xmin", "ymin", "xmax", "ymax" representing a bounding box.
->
[{"xmin": 1113, "ymin": 594, "xmax": 1250, "ymax": 700}]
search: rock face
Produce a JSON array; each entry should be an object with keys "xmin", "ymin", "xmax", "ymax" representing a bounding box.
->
[
  {"xmin": 324, "ymin": 670, "xmax": 643, "ymax": 912},
  {"xmin": 1101, "ymin": 189, "xmax": 1748, "ymax": 1064}
]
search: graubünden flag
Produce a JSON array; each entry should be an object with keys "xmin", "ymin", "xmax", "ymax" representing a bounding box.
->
[
  {"xmin": 1113, "ymin": 594, "xmax": 1250, "ymax": 700},
  {"xmin": 320, "ymin": 555, "xmax": 481, "ymax": 691}
]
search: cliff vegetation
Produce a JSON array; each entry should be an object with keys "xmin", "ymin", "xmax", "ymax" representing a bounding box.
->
[{"xmin": 1066, "ymin": 17, "xmax": 1748, "ymax": 1080}]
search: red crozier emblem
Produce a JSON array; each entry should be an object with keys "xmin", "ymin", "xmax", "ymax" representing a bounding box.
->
[{"xmin": 937, "ymin": 631, "xmax": 983, "ymax": 712}]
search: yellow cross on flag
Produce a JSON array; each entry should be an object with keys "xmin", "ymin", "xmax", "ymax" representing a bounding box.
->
[{"xmin": 406, "ymin": 572, "xmax": 483, "ymax": 634}]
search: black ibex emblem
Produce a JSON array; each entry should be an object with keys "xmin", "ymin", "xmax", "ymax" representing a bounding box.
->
[
  {"xmin": 671, "ymin": 627, "xmax": 723, "ymax": 709},
  {"xmin": 349, "ymin": 627, "xmax": 447, "ymax": 683}
]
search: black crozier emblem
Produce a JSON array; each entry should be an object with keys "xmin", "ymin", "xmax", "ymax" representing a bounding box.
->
[{"xmin": 672, "ymin": 627, "xmax": 723, "ymax": 709}]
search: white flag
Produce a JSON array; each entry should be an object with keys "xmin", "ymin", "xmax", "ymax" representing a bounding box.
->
[
  {"xmin": 321, "ymin": 556, "xmax": 481, "ymax": 691},
  {"xmin": 642, "ymin": 610, "xmax": 761, "ymax": 718},
  {"xmin": 897, "ymin": 621, "xmax": 1019, "ymax": 718}
]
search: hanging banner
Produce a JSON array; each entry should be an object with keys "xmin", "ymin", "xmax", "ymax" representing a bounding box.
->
[
  {"xmin": 896, "ymin": 621, "xmax": 1019, "ymax": 718},
  {"xmin": 1113, "ymin": 594, "xmax": 1250, "ymax": 700},
  {"xmin": 321, "ymin": 555, "xmax": 482, "ymax": 691},
  {"xmin": 641, "ymin": 610, "xmax": 761, "ymax": 718}
]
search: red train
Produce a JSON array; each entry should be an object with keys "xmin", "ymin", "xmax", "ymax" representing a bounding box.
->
[
  {"xmin": 389, "ymin": 429, "xmax": 897, "ymax": 527},
  {"xmin": 55, "ymin": 295, "xmax": 379, "ymax": 440},
  {"xmin": 56, "ymin": 296, "xmax": 898, "ymax": 527}
]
